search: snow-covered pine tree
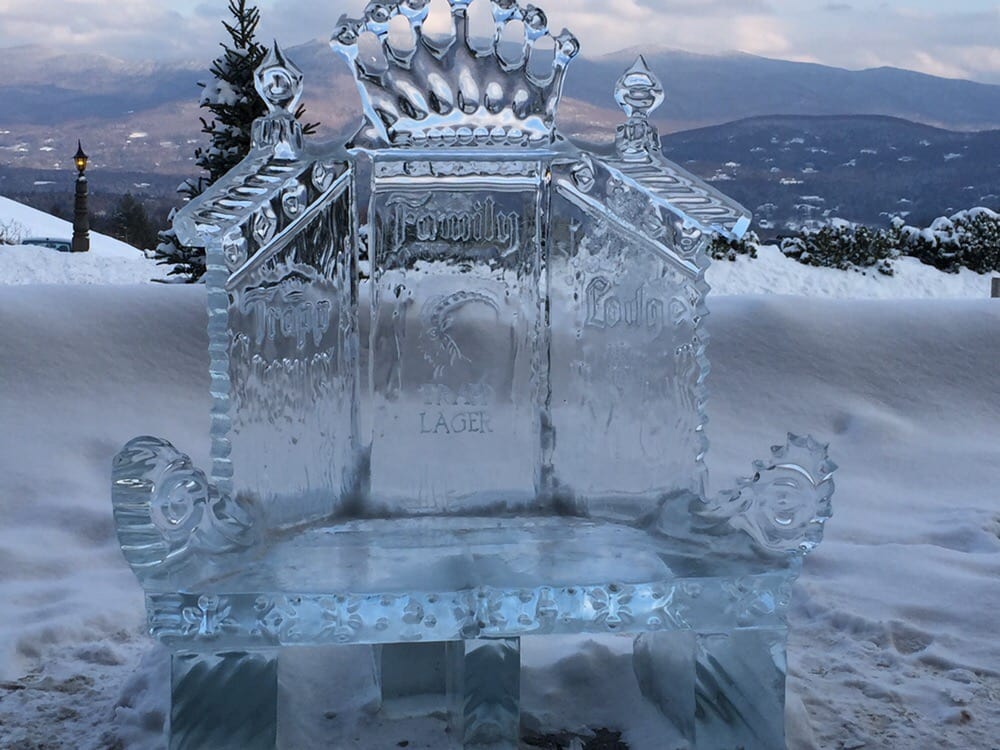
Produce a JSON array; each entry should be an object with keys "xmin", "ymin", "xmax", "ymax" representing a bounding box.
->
[
  {"xmin": 153, "ymin": 0, "xmax": 317, "ymax": 281},
  {"xmin": 111, "ymin": 193, "xmax": 158, "ymax": 251}
]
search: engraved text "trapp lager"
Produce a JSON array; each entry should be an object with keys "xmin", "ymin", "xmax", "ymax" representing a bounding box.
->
[{"xmin": 418, "ymin": 382, "xmax": 495, "ymax": 437}]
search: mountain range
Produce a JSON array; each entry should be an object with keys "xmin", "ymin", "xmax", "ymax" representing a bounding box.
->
[
  {"xmin": 661, "ymin": 115, "xmax": 1000, "ymax": 232},
  {"xmin": 1, "ymin": 42, "xmax": 998, "ymax": 233}
]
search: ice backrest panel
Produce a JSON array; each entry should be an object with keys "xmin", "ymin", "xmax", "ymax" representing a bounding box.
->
[
  {"xmin": 224, "ymin": 182, "xmax": 359, "ymax": 528},
  {"xmin": 547, "ymin": 190, "xmax": 708, "ymax": 512},
  {"xmin": 366, "ymin": 158, "xmax": 546, "ymax": 515}
]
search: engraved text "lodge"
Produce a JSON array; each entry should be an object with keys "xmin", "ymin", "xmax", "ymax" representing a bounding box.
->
[{"xmin": 585, "ymin": 276, "xmax": 665, "ymax": 332}]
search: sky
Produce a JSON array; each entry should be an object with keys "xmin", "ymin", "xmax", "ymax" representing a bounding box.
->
[{"xmin": 0, "ymin": 0, "xmax": 998, "ymax": 84}]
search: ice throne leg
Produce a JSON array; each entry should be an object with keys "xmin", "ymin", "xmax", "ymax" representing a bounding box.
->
[
  {"xmin": 694, "ymin": 629, "xmax": 787, "ymax": 750},
  {"xmin": 447, "ymin": 638, "xmax": 521, "ymax": 749},
  {"xmin": 170, "ymin": 649, "xmax": 278, "ymax": 750}
]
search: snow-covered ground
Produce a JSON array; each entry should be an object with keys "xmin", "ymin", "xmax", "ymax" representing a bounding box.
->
[
  {"xmin": 1, "ymin": 199, "xmax": 998, "ymax": 748},
  {"xmin": 707, "ymin": 244, "xmax": 994, "ymax": 299},
  {"xmin": 0, "ymin": 196, "xmax": 160, "ymax": 284}
]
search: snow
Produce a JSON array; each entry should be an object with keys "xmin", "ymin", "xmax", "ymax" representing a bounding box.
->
[
  {"xmin": 1, "ymin": 245, "xmax": 161, "ymax": 285},
  {"xmin": 1, "ymin": 223, "xmax": 999, "ymax": 747},
  {"xmin": 0, "ymin": 196, "xmax": 161, "ymax": 284},
  {"xmin": 1, "ymin": 285, "xmax": 997, "ymax": 748},
  {"xmin": 707, "ymin": 244, "xmax": 994, "ymax": 299}
]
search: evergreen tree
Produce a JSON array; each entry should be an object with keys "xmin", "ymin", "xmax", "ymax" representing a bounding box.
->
[
  {"xmin": 153, "ymin": 0, "xmax": 317, "ymax": 282},
  {"xmin": 112, "ymin": 193, "xmax": 158, "ymax": 250}
]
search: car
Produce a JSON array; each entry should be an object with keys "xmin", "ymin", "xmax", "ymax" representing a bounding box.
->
[{"xmin": 21, "ymin": 237, "xmax": 73, "ymax": 253}]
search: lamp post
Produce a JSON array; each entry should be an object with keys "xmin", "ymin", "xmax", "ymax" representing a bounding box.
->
[{"xmin": 71, "ymin": 140, "xmax": 90, "ymax": 253}]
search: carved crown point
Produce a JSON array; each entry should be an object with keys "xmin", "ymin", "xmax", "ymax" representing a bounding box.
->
[
  {"xmin": 524, "ymin": 5, "xmax": 547, "ymax": 31},
  {"xmin": 331, "ymin": 0, "xmax": 579, "ymax": 146},
  {"xmin": 255, "ymin": 43, "xmax": 304, "ymax": 115},
  {"xmin": 555, "ymin": 29, "xmax": 580, "ymax": 61},
  {"xmin": 616, "ymin": 55, "xmax": 665, "ymax": 119},
  {"xmin": 333, "ymin": 18, "xmax": 362, "ymax": 46},
  {"xmin": 365, "ymin": 2, "xmax": 394, "ymax": 23}
]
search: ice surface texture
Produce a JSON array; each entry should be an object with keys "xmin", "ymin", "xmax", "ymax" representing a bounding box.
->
[{"xmin": 114, "ymin": 1, "xmax": 834, "ymax": 747}]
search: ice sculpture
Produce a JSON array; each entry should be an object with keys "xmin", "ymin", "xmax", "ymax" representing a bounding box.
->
[{"xmin": 114, "ymin": 3, "xmax": 834, "ymax": 748}]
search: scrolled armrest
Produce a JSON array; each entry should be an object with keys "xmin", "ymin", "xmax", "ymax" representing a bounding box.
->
[
  {"xmin": 112, "ymin": 436, "xmax": 256, "ymax": 579},
  {"xmin": 694, "ymin": 434, "xmax": 836, "ymax": 558}
]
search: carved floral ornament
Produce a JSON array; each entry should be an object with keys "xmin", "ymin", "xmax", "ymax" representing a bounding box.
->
[{"xmin": 149, "ymin": 577, "xmax": 791, "ymax": 644}]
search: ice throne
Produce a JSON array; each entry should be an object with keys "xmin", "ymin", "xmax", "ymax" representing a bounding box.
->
[{"xmin": 112, "ymin": 1, "xmax": 835, "ymax": 748}]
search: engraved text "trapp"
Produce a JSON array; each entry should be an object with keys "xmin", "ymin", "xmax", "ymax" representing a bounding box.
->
[{"xmin": 241, "ymin": 284, "xmax": 333, "ymax": 351}]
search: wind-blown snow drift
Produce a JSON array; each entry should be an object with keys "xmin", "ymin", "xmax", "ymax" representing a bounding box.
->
[{"xmin": 0, "ymin": 284, "xmax": 997, "ymax": 749}]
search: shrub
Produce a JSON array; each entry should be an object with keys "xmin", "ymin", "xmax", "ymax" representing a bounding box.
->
[
  {"xmin": 780, "ymin": 219, "xmax": 897, "ymax": 276},
  {"xmin": 0, "ymin": 219, "xmax": 27, "ymax": 245},
  {"xmin": 892, "ymin": 208, "xmax": 1000, "ymax": 274},
  {"xmin": 710, "ymin": 230, "xmax": 760, "ymax": 261}
]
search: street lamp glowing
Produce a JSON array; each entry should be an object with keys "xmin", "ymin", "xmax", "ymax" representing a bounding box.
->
[
  {"xmin": 74, "ymin": 141, "xmax": 89, "ymax": 175},
  {"xmin": 72, "ymin": 140, "xmax": 91, "ymax": 252}
]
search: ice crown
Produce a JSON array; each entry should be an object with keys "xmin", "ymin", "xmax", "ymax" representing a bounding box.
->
[{"xmin": 332, "ymin": 0, "xmax": 580, "ymax": 148}]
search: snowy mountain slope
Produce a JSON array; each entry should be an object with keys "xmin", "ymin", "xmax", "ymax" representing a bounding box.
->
[
  {"xmin": 660, "ymin": 116, "xmax": 1000, "ymax": 231},
  {"xmin": 0, "ymin": 195, "xmax": 160, "ymax": 283},
  {"xmin": 3, "ymin": 42, "xmax": 1000, "ymax": 175},
  {"xmin": 0, "ymin": 285, "xmax": 997, "ymax": 748}
]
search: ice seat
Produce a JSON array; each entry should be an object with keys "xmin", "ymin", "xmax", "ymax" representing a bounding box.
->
[{"xmin": 112, "ymin": 3, "xmax": 836, "ymax": 747}]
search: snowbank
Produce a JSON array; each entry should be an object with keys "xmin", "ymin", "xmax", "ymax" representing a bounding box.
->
[
  {"xmin": 0, "ymin": 285, "xmax": 997, "ymax": 748},
  {"xmin": 3, "ymin": 194, "xmax": 997, "ymax": 294},
  {"xmin": 707, "ymin": 243, "xmax": 995, "ymax": 298},
  {"xmin": 0, "ymin": 244, "xmax": 163, "ymax": 284},
  {"xmin": 0, "ymin": 195, "xmax": 161, "ymax": 284}
]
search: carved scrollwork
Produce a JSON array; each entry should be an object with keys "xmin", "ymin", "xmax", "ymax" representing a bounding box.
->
[
  {"xmin": 112, "ymin": 436, "xmax": 257, "ymax": 579},
  {"xmin": 694, "ymin": 434, "xmax": 837, "ymax": 558}
]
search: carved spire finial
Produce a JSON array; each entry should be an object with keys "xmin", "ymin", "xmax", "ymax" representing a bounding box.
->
[
  {"xmin": 615, "ymin": 55, "xmax": 665, "ymax": 119},
  {"xmin": 251, "ymin": 43, "xmax": 306, "ymax": 158},
  {"xmin": 255, "ymin": 42, "xmax": 305, "ymax": 115},
  {"xmin": 614, "ymin": 55, "xmax": 665, "ymax": 162}
]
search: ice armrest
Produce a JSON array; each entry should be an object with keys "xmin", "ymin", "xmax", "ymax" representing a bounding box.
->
[
  {"xmin": 694, "ymin": 434, "xmax": 836, "ymax": 558},
  {"xmin": 112, "ymin": 436, "xmax": 257, "ymax": 581}
]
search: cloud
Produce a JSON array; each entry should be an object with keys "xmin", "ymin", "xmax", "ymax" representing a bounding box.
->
[
  {"xmin": 0, "ymin": 0, "xmax": 218, "ymax": 59},
  {"xmin": 0, "ymin": 0, "xmax": 996, "ymax": 84}
]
